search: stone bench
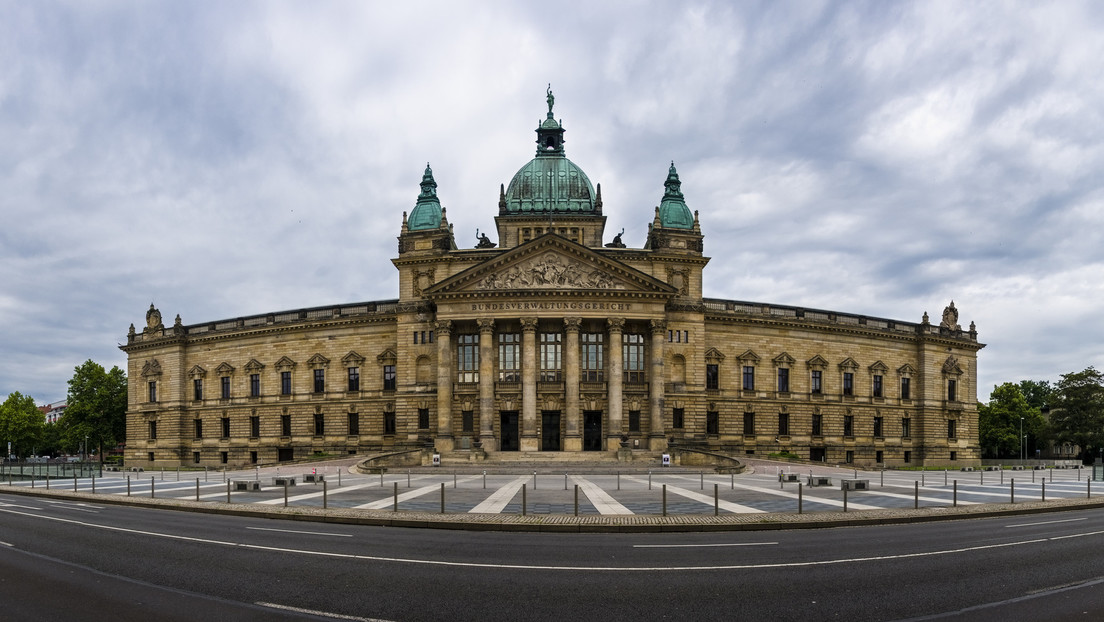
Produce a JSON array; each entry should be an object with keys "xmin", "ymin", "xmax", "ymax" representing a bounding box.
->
[
  {"xmin": 778, "ymin": 473, "xmax": 799, "ymax": 482},
  {"xmin": 841, "ymin": 479, "xmax": 870, "ymax": 491},
  {"xmin": 233, "ymin": 480, "xmax": 261, "ymax": 491},
  {"xmin": 807, "ymin": 476, "xmax": 832, "ymax": 487},
  {"xmin": 303, "ymin": 473, "xmax": 325, "ymax": 483},
  {"xmin": 273, "ymin": 476, "xmax": 296, "ymax": 487}
]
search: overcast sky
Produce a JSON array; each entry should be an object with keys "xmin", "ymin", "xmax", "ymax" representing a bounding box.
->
[{"xmin": 3, "ymin": 1, "xmax": 1102, "ymax": 406}]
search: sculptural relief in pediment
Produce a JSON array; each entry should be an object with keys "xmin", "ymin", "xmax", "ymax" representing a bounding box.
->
[{"xmin": 475, "ymin": 251, "xmax": 625, "ymax": 291}]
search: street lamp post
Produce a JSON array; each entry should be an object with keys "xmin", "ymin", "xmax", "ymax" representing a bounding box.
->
[{"xmin": 1020, "ymin": 417, "xmax": 1024, "ymax": 463}]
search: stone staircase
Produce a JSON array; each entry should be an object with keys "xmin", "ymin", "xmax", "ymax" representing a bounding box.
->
[{"xmin": 433, "ymin": 449, "xmax": 669, "ymax": 472}]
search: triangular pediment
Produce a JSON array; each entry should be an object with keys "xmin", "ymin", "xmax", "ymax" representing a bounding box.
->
[
  {"xmin": 806, "ymin": 355, "xmax": 829, "ymax": 369},
  {"xmin": 838, "ymin": 357, "xmax": 859, "ymax": 370},
  {"xmin": 423, "ymin": 234, "xmax": 677, "ymax": 299}
]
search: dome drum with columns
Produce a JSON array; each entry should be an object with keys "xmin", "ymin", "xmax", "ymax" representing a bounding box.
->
[{"xmin": 121, "ymin": 91, "xmax": 984, "ymax": 468}]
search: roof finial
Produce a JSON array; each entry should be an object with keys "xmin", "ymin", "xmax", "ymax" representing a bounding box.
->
[{"xmin": 546, "ymin": 84, "xmax": 555, "ymax": 116}]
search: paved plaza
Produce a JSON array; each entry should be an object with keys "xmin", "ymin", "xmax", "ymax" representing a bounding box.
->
[{"xmin": 3, "ymin": 459, "xmax": 1093, "ymax": 518}]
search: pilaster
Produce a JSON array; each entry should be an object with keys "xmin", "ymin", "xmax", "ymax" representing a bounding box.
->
[
  {"xmin": 520, "ymin": 317, "xmax": 539, "ymax": 451},
  {"xmin": 564, "ymin": 317, "xmax": 582, "ymax": 452},
  {"xmin": 434, "ymin": 320, "xmax": 454, "ymax": 452},
  {"xmin": 607, "ymin": 317, "xmax": 625, "ymax": 450}
]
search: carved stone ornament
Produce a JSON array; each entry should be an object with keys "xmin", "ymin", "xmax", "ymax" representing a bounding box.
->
[
  {"xmin": 476, "ymin": 252, "xmax": 623, "ymax": 291},
  {"xmin": 940, "ymin": 301, "xmax": 961, "ymax": 331},
  {"xmin": 145, "ymin": 304, "xmax": 163, "ymax": 331}
]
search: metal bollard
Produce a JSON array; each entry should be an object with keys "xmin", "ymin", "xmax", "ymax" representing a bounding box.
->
[
  {"xmin": 617, "ymin": 471, "xmax": 620, "ymax": 491},
  {"xmin": 953, "ymin": 480, "xmax": 957, "ymax": 507},
  {"xmin": 565, "ymin": 474, "xmax": 568, "ymax": 491},
  {"xmin": 533, "ymin": 471, "xmax": 537, "ymax": 489},
  {"xmin": 338, "ymin": 470, "xmax": 341, "ymax": 487},
  {"xmin": 574, "ymin": 484, "xmax": 579, "ymax": 516},
  {"xmin": 483, "ymin": 470, "xmax": 486, "ymax": 489},
  {"xmin": 914, "ymin": 481, "xmax": 918, "ymax": 509},
  {"xmin": 283, "ymin": 481, "xmax": 288, "ymax": 507},
  {"xmin": 127, "ymin": 476, "xmax": 131, "ymax": 496},
  {"xmin": 92, "ymin": 476, "xmax": 96, "ymax": 494},
  {"xmin": 74, "ymin": 473, "xmax": 78, "ymax": 492},
  {"xmin": 701, "ymin": 471, "xmax": 704, "ymax": 490},
  {"xmin": 731, "ymin": 472, "xmax": 734, "ymax": 490},
  {"xmin": 843, "ymin": 486, "xmax": 848, "ymax": 513},
  {"xmin": 454, "ymin": 473, "xmax": 457, "ymax": 489},
  {"xmin": 922, "ymin": 471, "xmax": 925, "ymax": 486},
  {"xmin": 649, "ymin": 471, "xmax": 652, "ymax": 490},
  {"xmin": 393, "ymin": 482, "xmax": 398, "ymax": 511},
  {"xmin": 881, "ymin": 470, "xmax": 884, "ymax": 487},
  {"xmin": 1011, "ymin": 479, "xmax": 1015, "ymax": 503},
  {"xmin": 226, "ymin": 480, "xmax": 231, "ymax": 504},
  {"xmin": 1089, "ymin": 479, "xmax": 1092, "ymax": 499},
  {"xmin": 176, "ymin": 466, "xmax": 180, "ymax": 481},
  {"xmin": 151, "ymin": 477, "xmax": 155, "ymax": 499},
  {"xmin": 323, "ymin": 480, "xmax": 328, "ymax": 509},
  {"xmin": 440, "ymin": 482, "xmax": 445, "ymax": 514},
  {"xmin": 714, "ymin": 483, "xmax": 719, "ymax": 516},
  {"xmin": 798, "ymin": 482, "xmax": 803, "ymax": 514},
  {"xmin": 1042, "ymin": 480, "xmax": 1046, "ymax": 502},
  {"xmin": 408, "ymin": 471, "xmax": 411, "ymax": 488},
  {"xmin": 662, "ymin": 484, "xmax": 667, "ymax": 517},
  {"xmin": 945, "ymin": 469, "xmax": 948, "ymax": 486},
  {"xmin": 380, "ymin": 471, "xmax": 384, "ymax": 487},
  {"xmin": 196, "ymin": 478, "xmax": 200, "ymax": 501},
  {"xmin": 522, "ymin": 484, "xmax": 527, "ymax": 516}
]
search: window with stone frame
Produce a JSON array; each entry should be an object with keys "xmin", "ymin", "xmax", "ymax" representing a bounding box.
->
[
  {"xmin": 250, "ymin": 415, "xmax": 260, "ymax": 438},
  {"xmin": 812, "ymin": 413, "xmax": 823, "ymax": 436},
  {"xmin": 194, "ymin": 419, "xmax": 202, "ymax": 439},
  {"xmin": 418, "ymin": 408, "xmax": 430, "ymax": 430},
  {"xmin": 457, "ymin": 334, "xmax": 479, "ymax": 383},
  {"xmin": 901, "ymin": 376, "xmax": 911, "ymax": 400},
  {"xmin": 902, "ymin": 417, "xmax": 911, "ymax": 438},
  {"xmin": 843, "ymin": 415, "xmax": 854, "ymax": 436},
  {"xmin": 629, "ymin": 410, "xmax": 641, "ymax": 433},
  {"xmin": 873, "ymin": 416, "xmax": 884, "ymax": 438},
  {"xmin": 947, "ymin": 419, "xmax": 957, "ymax": 439},
  {"xmin": 623, "ymin": 333, "xmax": 646, "ymax": 383},
  {"xmin": 348, "ymin": 367, "xmax": 360, "ymax": 392},
  {"xmin": 672, "ymin": 408, "xmax": 684, "ymax": 429},
  {"xmin": 706, "ymin": 364, "xmax": 719, "ymax": 390},
  {"xmin": 384, "ymin": 411, "xmax": 396, "ymax": 435},
  {"xmin": 314, "ymin": 413, "xmax": 324, "ymax": 436},
  {"xmin": 221, "ymin": 417, "xmax": 230, "ymax": 439},
  {"xmin": 221, "ymin": 376, "xmax": 231, "ymax": 399},
  {"xmin": 743, "ymin": 412, "xmax": 755, "ymax": 435},
  {"xmin": 280, "ymin": 414, "xmax": 291, "ymax": 436},
  {"xmin": 251, "ymin": 374, "xmax": 261, "ymax": 397},
  {"xmin": 461, "ymin": 410, "xmax": 474, "ymax": 433},
  {"xmin": 777, "ymin": 368, "xmax": 790, "ymax": 393},
  {"xmin": 581, "ymin": 332, "xmax": 604, "ymax": 382},
  {"xmin": 499, "ymin": 333, "xmax": 521, "ymax": 382},
  {"xmin": 383, "ymin": 365, "xmax": 396, "ymax": 391},
  {"xmin": 948, "ymin": 379, "xmax": 958, "ymax": 402},
  {"xmin": 148, "ymin": 381, "xmax": 157, "ymax": 403},
  {"xmin": 873, "ymin": 375, "xmax": 883, "ymax": 398},
  {"xmin": 281, "ymin": 371, "xmax": 292, "ymax": 395},
  {"xmin": 811, "ymin": 370, "xmax": 823, "ymax": 394},
  {"xmin": 778, "ymin": 412, "xmax": 789, "ymax": 436},
  {"xmin": 539, "ymin": 332, "xmax": 562, "ymax": 382},
  {"xmin": 313, "ymin": 369, "xmax": 325, "ymax": 393},
  {"xmin": 347, "ymin": 412, "xmax": 359, "ymax": 435},
  {"xmin": 706, "ymin": 411, "xmax": 719, "ymax": 435},
  {"xmin": 194, "ymin": 378, "xmax": 203, "ymax": 401},
  {"xmin": 743, "ymin": 366, "xmax": 755, "ymax": 391},
  {"xmin": 843, "ymin": 372, "xmax": 854, "ymax": 396},
  {"xmin": 148, "ymin": 420, "xmax": 157, "ymax": 440}
]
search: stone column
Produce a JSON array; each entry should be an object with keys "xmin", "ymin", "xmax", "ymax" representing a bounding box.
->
[
  {"xmin": 477, "ymin": 318, "xmax": 496, "ymax": 451},
  {"xmin": 606, "ymin": 318, "xmax": 625, "ymax": 451},
  {"xmin": 520, "ymin": 317, "xmax": 539, "ymax": 451},
  {"xmin": 563, "ymin": 317, "xmax": 582, "ymax": 451},
  {"xmin": 434, "ymin": 320, "xmax": 454, "ymax": 452},
  {"xmin": 649, "ymin": 319, "xmax": 667, "ymax": 451}
]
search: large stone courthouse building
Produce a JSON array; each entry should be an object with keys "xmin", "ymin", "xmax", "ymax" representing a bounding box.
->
[{"xmin": 121, "ymin": 92, "xmax": 984, "ymax": 468}]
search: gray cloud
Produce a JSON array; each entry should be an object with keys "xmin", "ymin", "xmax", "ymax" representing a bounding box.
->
[{"xmin": 2, "ymin": 1, "xmax": 1102, "ymax": 404}]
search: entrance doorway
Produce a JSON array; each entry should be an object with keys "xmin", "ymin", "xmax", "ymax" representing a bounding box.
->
[
  {"xmin": 810, "ymin": 447, "xmax": 826, "ymax": 462},
  {"xmin": 541, "ymin": 411, "xmax": 561, "ymax": 451},
  {"xmin": 500, "ymin": 411, "xmax": 519, "ymax": 451},
  {"xmin": 583, "ymin": 411, "xmax": 602, "ymax": 451},
  {"xmin": 277, "ymin": 447, "xmax": 294, "ymax": 462}
]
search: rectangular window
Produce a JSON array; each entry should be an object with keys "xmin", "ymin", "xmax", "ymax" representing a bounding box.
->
[
  {"xmin": 347, "ymin": 412, "xmax": 359, "ymax": 435},
  {"xmin": 220, "ymin": 451, "xmax": 228, "ymax": 464},
  {"xmin": 873, "ymin": 416, "xmax": 883, "ymax": 438},
  {"xmin": 384, "ymin": 411, "xmax": 396, "ymax": 435},
  {"xmin": 148, "ymin": 421, "xmax": 157, "ymax": 440},
  {"xmin": 281, "ymin": 414, "xmax": 291, "ymax": 436},
  {"xmin": 148, "ymin": 452, "xmax": 154, "ymax": 462},
  {"xmin": 623, "ymin": 334, "xmax": 645, "ymax": 383},
  {"xmin": 281, "ymin": 371, "xmax": 292, "ymax": 395},
  {"xmin": 846, "ymin": 450, "xmax": 854, "ymax": 464},
  {"xmin": 250, "ymin": 416, "xmax": 260, "ymax": 438},
  {"xmin": 901, "ymin": 377, "xmax": 911, "ymax": 400},
  {"xmin": 250, "ymin": 374, "xmax": 261, "ymax": 397},
  {"xmin": 778, "ymin": 412, "xmax": 789, "ymax": 436},
  {"xmin": 706, "ymin": 411, "xmax": 719, "ymax": 435},
  {"xmin": 250, "ymin": 451, "xmax": 258, "ymax": 464},
  {"xmin": 348, "ymin": 367, "xmax": 360, "ymax": 391},
  {"xmin": 629, "ymin": 410, "xmax": 641, "ymax": 433},
  {"xmin": 843, "ymin": 372, "xmax": 854, "ymax": 396},
  {"xmin": 461, "ymin": 411, "xmax": 474, "ymax": 433},
  {"xmin": 148, "ymin": 381, "xmax": 157, "ymax": 403},
  {"xmin": 811, "ymin": 370, "xmax": 822, "ymax": 394},
  {"xmin": 313, "ymin": 369, "xmax": 325, "ymax": 393},
  {"xmin": 706, "ymin": 364, "xmax": 719, "ymax": 390},
  {"xmin": 743, "ymin": 412, "xmax": 755, "ymax": 435},
  {"xmin": 904, "ymin": 450, "xmax": 912, "ymax": 463},
  {"xmin": 672, "ymin": 408, "xmax": 684, "ymax": 429},
  {"xmin": 876, "ymin": 450, "xmax": 884, "ymax": 464},
  {"xmin": 581, "ymin": 333, "xmax": 604, "ymax": 382},
  {"xmin": 947, "ymin": 419, "xmax": 956, "ymax": 439},
  {"xmin": 948, "ymin": 379, "xmax": 958, "ymax": 402},
  {"xmin": 498, "ymin": 333, "xmax": 521, "ymax": 382},
  {"xmin": 314, "ymin": 413, "xmax": 324, "ymax": 436},
  {"xmin": 873, "ymin": 375, "xmax": 883, "ymax": 398},
  {"xmin": 743, "ymin": 366, "xmax": 755, "ymax": 391},
  {"xmin": 812, "ymin": 414, "xmax": 822, "ymax": 436},
  {"xmin": 194, "ymin": 379, "xmax": 203, "ymax": 401},
  {"xmin": 902, "ymin": 417, "xmax": 911, "ymax": 439},
  {"xmin": 383, "ymin": 365, "xmax": 396, "ymax": 391},
  {"xmin": 221, "ymin": 376, "xmax": 231, "ymax": 399},
  {"xmin": 539, "ymin": 332, "xmax": 562, "ymax": 382},
  {"xmin": 221, "ymin": 417, "xmax": 230, "ymax": 439},
  {"xmin": 843, "ymin": 415, "xmax": 854, "ymax": 437},
  {"xmin": 418, "ymin": 408, "xmax": 430, "ymax": 430},
  {"xmin": 457, "ymin": 334, "xmax": 479, "ymax": 383},
  {"xmin": 193, "ymin": 452, "xmax": 200, "ymax": 464},
  {"xmin": 194, "ymin": 419, "xmax": 203, "ymax": 439},
  {"xmin": 428, "ymin": 330, "xmax": 433, "ymax": 343},
  {"xmin": 777, "ymin": 368, "xmax": 790, "ymax": 393}
]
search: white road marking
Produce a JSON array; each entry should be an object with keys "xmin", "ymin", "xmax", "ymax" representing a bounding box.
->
[
  {"xmin": 1006, "ymin": 517, "xmax": 1088, "ymax": 528},
  {"xmin": 2, "ymin": 505, "xmax": 1101, "ymax": 571},
  {"xmin": 247, "ymin": 527, "xmax": 352, "ymax": 537},
  {"xmin": 633, "ymin": 542, "xmax": 778, "ymax": 548},
  {"xmin": 254, "ymin": 481, "xmax": 379, "ymax": 505},
  {"xmin": 356, "ymin": 475, "xmax": 481, "ymax": 510},
  {"xmin": 623, "ymin": 476, "xmax": 766, "ymax": 513},
  {"xmin": 469, "ymin": 476, "xmax": 530, "ymax": 513},
  {"xmin": 572, "ymin": 477, "xmax": 633, "ymax": 515},
  {"xmin": 256, "ymin": 601, "xmax": 394, "ymax": 622}
]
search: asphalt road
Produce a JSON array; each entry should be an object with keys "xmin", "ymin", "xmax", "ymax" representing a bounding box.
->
[{"xmin": 3, "ymin": 491, "xmax": 1104, "ymax": 621}]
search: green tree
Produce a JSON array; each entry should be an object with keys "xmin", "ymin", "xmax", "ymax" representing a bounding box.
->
[
  {"xmin": 0, "ymin": 392, "xmax": 46, "ymax": 459},
  {"xmin": 978, "ymin": 383, "xmax": 1046, "ymax": 459},
  {"xmin": 63, "ymin": 360, "xmax": 128, "ymax": 463},
  {"xmin": 1049, "ymin": 367, "xmax": 1104, "ymax": 460},
  {"xmin": 1018, "ymin": 379, "xmax": 1054, "ymax": 412}
]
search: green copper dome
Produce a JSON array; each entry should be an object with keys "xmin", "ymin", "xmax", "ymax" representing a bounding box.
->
[
  {"xmin": 408, "ymin": 163, "xmax": 443, "ymax": 231},
  {"xmin": 658, "ymin": 162, "xmax": 693, "ymax": 229},
  {"xmin": 502, "ymin": 88, "xmax": 597, "ymax": 214}
]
